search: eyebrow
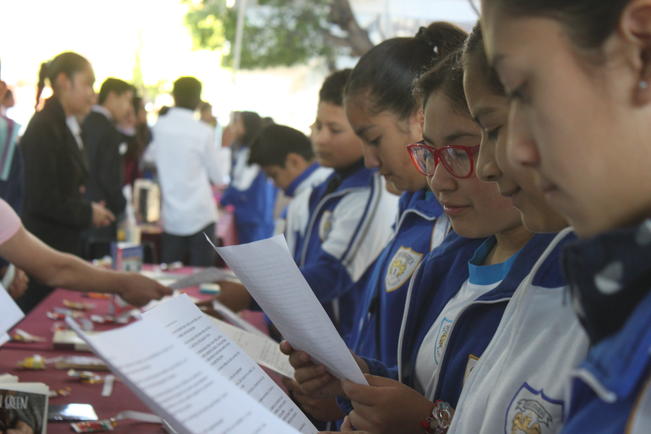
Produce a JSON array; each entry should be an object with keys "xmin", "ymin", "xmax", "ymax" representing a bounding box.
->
[
  {"xmin": 472, "ymin": 107, "xmax": 497, "ymax": 127},
  {"xmin": 445, "ymin": 131, "xmax": 476, "ymax": 143},
  {"xmin": 354, "ymin": 125, "xmax": 374, "ymax": 137},
  {"xmin": 422, "ymin": 131, "xmax": 475, "ymax": 147},
  {"xmin": 422, "ymin": 133, "xmax": 435, "ymax": 146}
]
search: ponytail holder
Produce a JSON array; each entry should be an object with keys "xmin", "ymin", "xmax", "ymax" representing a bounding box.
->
[{"xmin": 415, "ymin": 26, "xmax": 439, "ymax": 56}]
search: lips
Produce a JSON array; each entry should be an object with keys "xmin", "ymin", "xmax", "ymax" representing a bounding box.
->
[{"xmin": 441, "ymin": 202, "xmax": 471, "ymax": 216}]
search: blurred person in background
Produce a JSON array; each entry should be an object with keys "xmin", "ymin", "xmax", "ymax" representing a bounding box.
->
[
  {"xmin": 19, "ymin": 52, "xmax": 115, "ymax": 312},
  {"xmin": 122, "ymin": 95, "xmax": 152, "ymax": 186},
  {"xmin": 144, "ymin": 76, "xmax": 224, "ymax": 266},
  {"xmin": 81, "ymin": 77, "xmax": 132, "ymax": 259},
  {"xmin": 220, "ymin": 111, "xmax": 277, "ymax": 243}
]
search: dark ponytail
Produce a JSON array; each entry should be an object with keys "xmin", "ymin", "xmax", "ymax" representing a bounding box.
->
[
  {"xmin": 35, "ymin": 62, "xmax": 49, "ymax": 110},
  {"xmin": 413, "ymin": 49, "xmax": 467, "ymax": 115},
  {"xmin": 345, "ymin": 21, "xmax": 467, "ymax": 119},
  {"xmin": 35, "ymin": 51, "xmax": 90, "ymax": 110}
]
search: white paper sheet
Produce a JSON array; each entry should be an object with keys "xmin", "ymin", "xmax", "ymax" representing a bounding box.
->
[
  {"xmin": 143, "ymin": 296, "xmax": 314, "ymax": 432},
  {"xmin": 211, "ymin": 298, "xmax": 268, "ymax": 338},
  {"xmin": 210, "ymin": 235, "xmax": 367, "ymax": 385},
  {"xmin": 68, "ymin": 317, "xmax": 303, "ymax": 434},
  {"xmin": 210, "ymin": 317, "xmax": 294, "ymax": 378},
  {"xmin": 0, "ymin": 284, "xmax": 24, "ymax": 345}
]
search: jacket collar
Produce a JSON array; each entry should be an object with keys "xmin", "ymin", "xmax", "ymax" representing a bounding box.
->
[
  {"xmin": 398, "ymin": 189, "xmax": 443, "ymax": 220},
  {"xmin": 284, "ymin": 162, "xmax": 320, "ymax": 197},
  {"xmin": 563, "ymin": 219, "xmax": 651, "ymax": 344}
]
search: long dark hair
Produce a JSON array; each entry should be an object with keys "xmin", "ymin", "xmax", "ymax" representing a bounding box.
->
[
  {"xmin": 36, "ymin": 51, "xmax": 90, "ymax": 109},
  {"xmin": 237, "ymin": 111, "xmax": 263, "ymax": 149},
  {"xmin": 345, "ymin": 22, "xmax": 467, "ymax": 120}
]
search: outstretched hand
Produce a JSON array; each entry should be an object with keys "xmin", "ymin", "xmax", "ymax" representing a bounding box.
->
[{"xmin": 117, "ymin": 273, "xmax": 173, "ymax": 307}]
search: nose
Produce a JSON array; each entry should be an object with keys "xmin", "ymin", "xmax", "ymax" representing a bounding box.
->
[
  {"xmin": 427, "ymin": 160, "xmax": 456, "ymax": 195},
  {"xmin": 476, "ymin": 134, "xmax": 502, "ymax": 183},
  {"xmin": 507, "ymin": 100, "xmax": 540, "ymax": 168},
  {"xmin": 312, "ymin": 127, "xmax": 328, "ymax": 147},
  {"xmin": 362, "ymin": 143, "xmax": 380, "ymax": 169}
]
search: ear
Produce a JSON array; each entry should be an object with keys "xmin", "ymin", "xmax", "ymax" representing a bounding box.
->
[
  {"xmin": 285, "ymin": 153, "xmax": 306, "ymax": 171},
  {"xmin": 619, "ymin": 0, "xmax": 651, "ymax": 105},
  {"xmin": 407, "ymin": 109, "xmax": 425, "ymax": 140},
  {"xmin": 53, "ymin": 72, "xmax": 71, "ymax": 93}
]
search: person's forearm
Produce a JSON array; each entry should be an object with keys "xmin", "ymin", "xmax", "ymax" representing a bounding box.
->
[
  {"xmin": 43, "ymin": 253, "xmax": 125, "ymax": 294},
  {"xmin": 0, "ymin": 227, "xmax": 125, "ymax": 295}
]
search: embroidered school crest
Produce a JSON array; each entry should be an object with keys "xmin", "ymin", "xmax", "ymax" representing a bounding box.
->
[
  {"xmin": 505, "ymin": 383, "xmax": 564, "ymax": 434},
  {"xmin": 319, "ymin": 211, "xmax": 334, "ymax": 240},
  {"xmin": 434, "ymin": 317, "xmax": 453, "ymax": 365},
  {"xmin": 385, "ymin": 247, "xmax": 423, "ymax": 292}
]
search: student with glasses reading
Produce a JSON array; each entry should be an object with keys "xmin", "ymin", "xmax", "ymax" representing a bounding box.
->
[{"xmin": 292, "ymin": 50, "xmax": 560, "ymax": 434}]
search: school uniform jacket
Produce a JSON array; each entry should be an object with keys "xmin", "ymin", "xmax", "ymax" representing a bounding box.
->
[
  {"xmin": 399, "ymin": 233, "xmax": 557, "ymax": 407},
  {"xmin": 450, "ymin": 228, "xmax": 589, "ymax": 434},
  {"xmin": 559, "ymin": 220, "xmax": 651, "ymax": 434},
  {"xmin": 348, "ymin": 190, "xmax": 448, "ymax": 360},
  {"xmin": 20, "ymin": 97, "xmax": 92, "ymax": 255},
  {"xmin": 280, "ymin": 162, "xmax": 332, "ymax": 242},
  {"xmin": 82, "ymin": 108, "xmax": 127, "ymax": 242},
  {"xmin": 338, "ymin": 232, "xmax": 484, "ymax": 415},
  {"xmin": 293, "ymin": 163, "xmax": 398, "ymax": 339}
]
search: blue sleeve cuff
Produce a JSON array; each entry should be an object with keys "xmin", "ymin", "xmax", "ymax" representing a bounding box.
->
[
  {"xmin": 336, "ymin": 395, "xmax": 353, "ymax": 416},
  {"xmin": 362, "ymin": 357, "xmax": 398, "ymax": 378},
  {"xmin": 336, "ymin": 358, "xmax": 398, "ymax": 417}
]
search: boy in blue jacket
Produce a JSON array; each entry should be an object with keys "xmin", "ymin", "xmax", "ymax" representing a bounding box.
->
[
  {"xmin": 296, "ymin": 69, "xmax": 398, "ymax": 339},
  {"xmin": 248, "ymin": 123, "xmax": 332, "ymax": 238}
]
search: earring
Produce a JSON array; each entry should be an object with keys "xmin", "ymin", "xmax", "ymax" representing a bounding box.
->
[{"xmin": 640, "ymin": 80, "xmax": 649, "ymax": 90}]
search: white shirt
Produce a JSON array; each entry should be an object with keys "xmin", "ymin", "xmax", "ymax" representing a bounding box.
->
[
  {"xmin": 449, "ymin": 229, "xmax": 589, "ymax": 434},
  {"xmin": 415, "ymin": 278, "xmax": 500, "ymax": 399},
  {"xmin": 66, "ymin": 115, "xmax": 84, "ymax": 150},
  {"xmin": 146, "ymin": 107, "xmax": 224, "ymax": 235}
]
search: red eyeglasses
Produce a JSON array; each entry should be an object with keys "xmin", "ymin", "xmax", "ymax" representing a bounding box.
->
[{"xmin": 407, "ymin": 141, "xmax": 480, "ymax": 179}]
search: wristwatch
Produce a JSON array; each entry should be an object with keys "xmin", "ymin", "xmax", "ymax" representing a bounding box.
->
[{"xmin": 420, "ymin": 400, "xmax": 454, "ymax": 434}]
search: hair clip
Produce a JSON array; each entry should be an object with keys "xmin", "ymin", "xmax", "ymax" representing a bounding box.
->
[{"xmin": 415, "ymin": 27, "xmax": 439, "ymax": 55}]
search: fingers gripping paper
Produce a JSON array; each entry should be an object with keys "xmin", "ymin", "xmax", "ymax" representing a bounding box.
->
[{"xmin": 208, "ymin": 234, "xmax": 368, "ymax": 385}]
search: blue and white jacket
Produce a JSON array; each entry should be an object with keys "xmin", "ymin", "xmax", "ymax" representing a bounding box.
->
[
  {"xmin": 221, "ymin": 147, "xmax": 277, "ymax": 243},
  {"xmin": 360, "ymin": 234, "xmax": 557, "ymax": 405},
  {"xmin": 292, "ymin": 160, "xmax": 398, "ymax": 339},
  {"xmin": 348, "ymin": 189, "xmax": 448, "ymax": 359},
  {"xmin": 399, "ymin": 233, "xmax": 558, "ymax": 407},
  {"xmin": 560, "ymin": 220, "xmax": 651, "ymax": 434},
  {"xmin": 279, "ymin": 162, "xmax": 332, "ymax": 239},
  {"xmin": 450, "ymin": 228, "xmax": 589, "ymax": 434}
]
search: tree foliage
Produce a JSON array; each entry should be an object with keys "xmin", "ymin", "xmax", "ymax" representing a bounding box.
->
[{"xmin": 184, "ymin": 0, "xmax": 372, "ymax": 69}]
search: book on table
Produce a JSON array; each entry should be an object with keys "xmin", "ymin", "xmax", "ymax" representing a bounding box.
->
[{"xmin": 0, "ymin": 375, "xmax": 49, "ymax": 434}]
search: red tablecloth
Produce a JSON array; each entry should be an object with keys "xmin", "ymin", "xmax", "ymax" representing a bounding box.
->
[{"xmin": 0, "ymin": 271, "xmax": 270, "ymax": 433}]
